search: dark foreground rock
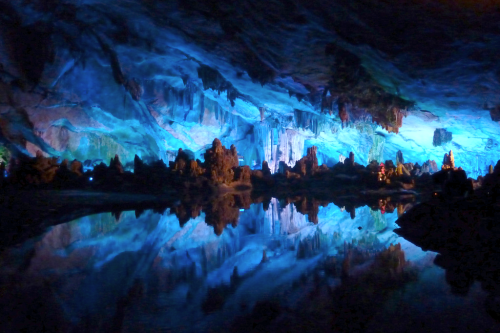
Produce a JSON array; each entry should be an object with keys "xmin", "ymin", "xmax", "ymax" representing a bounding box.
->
[{"xmin": 395, "ymin": 163, "xmax": 500, "ymax": 321}]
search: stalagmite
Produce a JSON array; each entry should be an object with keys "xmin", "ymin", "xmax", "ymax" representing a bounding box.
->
[
  {"xmin": 396, "ymin": 163, "xmax": 403, "ymax": 176},
  {"xmin": 204, "ymin": 139, "xmax": 240, "ymax": 184},
  {"xmin": 396, "ymin": 150, "xmax": 404, "ymax": 165},
  {"xmin": 110, "ymin": 154, "xmax": 124, "ymax": 174},
  {"xmin": 348, "ymin": 152, "xmax": 355, "ymax": 167},
  {"xmin": 442, "ymin": 150, "xmax": 455, "ymax": 170},
  {"xmin": 262, "ymin": 161, "xmax": 271, "ymax": 176}
]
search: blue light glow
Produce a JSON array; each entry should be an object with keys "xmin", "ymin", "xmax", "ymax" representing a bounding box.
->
[{"xmin": 0, "ymin": 200, "xmax": 432, "ymax": 332}]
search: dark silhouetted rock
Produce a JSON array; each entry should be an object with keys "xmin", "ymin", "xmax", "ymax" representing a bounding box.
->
[
  {"xmin": 8, "ymin": 151, "xmax": 60, "ymax": 185},
  {"xmin": 385, "ymin": 160, "xmax": 395, "ymax": 170},
  {"xmin": 262, "ymin": 161, "xmax": 271, "ymax": 177},
  {"xmin": 348, "ymin": 152, "xmax": 355, "ymax": 167},
  {"xmin": 110, "ymin": 154, "xmax": 124, "ymax": 174},
  {"xmin": 93, "ymin": 162, "xmax": 109, "ymax": 182},
  {"xmin": 285, "ymin": 170, "xmax": 301, "ymax": 179},
  {"xmin": 278, "ymin": 161, "xmax": 290, "ymax": 174},
  {"xmin": 134, "ymin": 154, "xmax": 144, "ymax": 175},
  {"xmin": 367, "ymin": 160, "xmax": 379, "ymax": 173}
]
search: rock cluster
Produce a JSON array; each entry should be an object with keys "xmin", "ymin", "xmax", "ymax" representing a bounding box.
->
[
  {"xmin": 441, "ymin": 150, "xmax": 455, "ymax": 170},
  {"xmin": 380, "ymin": 107, "xmax": 404, "ymax": 134},
  {"xmin": 0, "ymin": 137, "xmax": 483, "ymax": 201},
  {"xmin": 276, "ymin": 146, "xmax": 332, "ymax": 181},
  {"xmin": 172, "ymin": 148, "xmax": 205, "ymax": 177},
  {"xmin": 412, "ymin": 160, "xmax": 438, "ymax": 176},
  {"xmin": 204, "ymin": 139, "xmax": 240, "ymax": 184},
  {"xmin": 292, "ymin": 146, "xmax": 319, "ymax": 176},
  {"xmin": 6, "ymin": 151, "xmax": 86, "ymax": 187}
]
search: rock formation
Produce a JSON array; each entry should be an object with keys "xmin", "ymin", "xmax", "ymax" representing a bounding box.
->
[
  {"xmin": 417, "ymin": 160, "xmax": 438, "ymax": 175},
  {"xmin": 262, "ymin": 161, "xmax": 272, "ymax": 177},
  {"xmin": 404, "ymin": 163, "xmax": 414, "ymax": 173},
  {"xmin": 433, "ymin": 128, "xmax": 453, "ymax": 147},
  {"xmin": 109, "ymin": 154, "xmax": 124, "ymax": 174},
  {"xmin": 366, "ymin": 160, "xmax": 379, "ymax": 174},
  {"xmin": 396, "ymin": 163, "xmax": 403, "ymax": 177},
  {"xmin": 442, "ymin": 150, "xmax": 455, "ymax": 170},
  {"xmin": 189, "ymin": 160, "xmax": 205, "ymax": 178},
  {"xmin": 0, "ymin": 136, "xmax": 486, "ymax": 204},
  {"xmin": 292, "ymin": 146, "xmax": 319, "ymax": 177},
  {"xmin": 396, "ymin": 150, "xmax": 404, "ymax": 165},
  {"xmin": 134, "ymin": 155, "xmax": 145, "ymax": 176},
  {"xmin": 204, "ymin": 139, "xmax": 239, "ymax": 185},
  {"xmin": 70, "ymin": 160, "xmax": 84, "ymax": 177},
  {"xmin": 172, "ymin": 148, "xmax": 190, "ymax": 174},
  {"xmin": 233, "ymin": 165, "xmax": 251, "ymax": 183},
  {"xmin": 348, "ymin": 152, "xmax": 355, "ymax": 167},
  {"xmin": 6, "ymin": 151, "xmax": 59, "ymax": 185},
  {"xmin": 171, "ymin": 148, "xmax": 205, "ymax": 178}
]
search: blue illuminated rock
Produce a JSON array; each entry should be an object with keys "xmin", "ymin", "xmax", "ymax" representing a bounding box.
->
[
  {"xmin": 433, "ymin": 129, "xmax": 453, "ymax": 147},
  {"xmin": 0, "ymin": 0, "xmax": 499, "ymax": 180}
]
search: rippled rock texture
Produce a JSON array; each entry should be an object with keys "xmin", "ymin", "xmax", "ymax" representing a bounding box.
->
[{"xmin": 1, "ymin": 0, "xmax": 500, "ymax": 179}]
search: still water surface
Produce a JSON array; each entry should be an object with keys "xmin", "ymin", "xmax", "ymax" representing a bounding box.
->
[{"xmin": 0, "ymin": 199, "xmax": 498, "ymax": 332}]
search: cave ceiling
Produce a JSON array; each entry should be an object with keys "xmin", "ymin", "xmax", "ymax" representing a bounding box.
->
[{"xmin": 1, "ymin": 0, "xmax": 500, "ymax": 175}]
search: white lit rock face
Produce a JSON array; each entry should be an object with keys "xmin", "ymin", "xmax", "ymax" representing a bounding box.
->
[{"xmin": 1, "ymin": 1, "xmax": 500, "ymax": 176}]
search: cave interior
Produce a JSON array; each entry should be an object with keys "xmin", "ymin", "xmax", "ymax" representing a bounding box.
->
[{"xmin": 1, "ymin": 1, "xmax": 500, "ymax": 332}]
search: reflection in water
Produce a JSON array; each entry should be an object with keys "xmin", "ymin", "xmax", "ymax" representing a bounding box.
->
[{"xmin": 0, "ymin": 198, "xmax": 498, "ymax": 332}]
